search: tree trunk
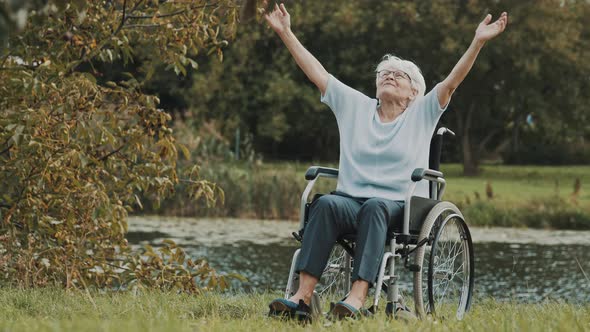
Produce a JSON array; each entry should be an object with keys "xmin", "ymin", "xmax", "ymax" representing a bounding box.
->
[
  {"xmin": 460, "ymin": 104, "xmax": 480, "ymax": 176},
  {"xmin": 462, "ymin": 131, "xmax": 479, "ymax": 176}
]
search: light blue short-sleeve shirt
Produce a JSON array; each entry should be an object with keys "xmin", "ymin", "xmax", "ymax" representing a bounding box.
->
[{"xmin": 321, "ymin": 74, "xmax": 448, "ymax": 200}]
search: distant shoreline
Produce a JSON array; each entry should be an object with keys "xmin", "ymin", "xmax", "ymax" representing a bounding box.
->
[{"xmin": 128, "ymin": 216, "xmax": 590, "ymax": 246}]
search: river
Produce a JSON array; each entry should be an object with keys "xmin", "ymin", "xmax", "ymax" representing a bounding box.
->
[{"xmin": 127, "ymin": 216, "xmax": 590, "ymax": 302}]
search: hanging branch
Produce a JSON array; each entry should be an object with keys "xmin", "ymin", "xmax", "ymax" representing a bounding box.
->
[
  {"xmin": 0, "ymin": 144, "xmax": 12, "ymax": 156},
  {"xmin": 127, "ymin": 9, "xmax": 186, "ymax": 19}
]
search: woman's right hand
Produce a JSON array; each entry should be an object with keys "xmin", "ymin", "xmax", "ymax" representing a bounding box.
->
[
  {"xmin": 261, "ymin": 1, "xmax": 329, "ymax": 95},
  {"xmin": 264, "ymin": 3, "xmax": 291, "ymax": 35}
]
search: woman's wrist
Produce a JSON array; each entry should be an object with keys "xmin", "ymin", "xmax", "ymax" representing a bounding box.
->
[
  {"xmin": 471, "ymin": 37, "xmax": 486, "ymax": 49},
  {"xmin": 277, "ymin": 27, "xmax": 293, "ymax": 39}
]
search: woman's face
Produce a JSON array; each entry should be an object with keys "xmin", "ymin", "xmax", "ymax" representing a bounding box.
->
[{"xmin": 375, "ymin": 67, "xmax": 416, "ymax": 105}]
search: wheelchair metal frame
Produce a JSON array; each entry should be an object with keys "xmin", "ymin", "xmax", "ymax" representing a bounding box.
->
[{"xmin": 284, "ymin": 127, "xmax": 472, "ymax": 317}]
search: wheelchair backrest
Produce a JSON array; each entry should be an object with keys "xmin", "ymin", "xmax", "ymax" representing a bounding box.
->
[
  {"xmin": 429, "ymin": 134, "xmax": 443, "ymax": 172},
  {"xmin": 427, "ymin": 127, "xmax": 455, "ymax": 199},
  {"xmin": 428, "ymin": 129, "xmax": 445, "ymax": 172}
]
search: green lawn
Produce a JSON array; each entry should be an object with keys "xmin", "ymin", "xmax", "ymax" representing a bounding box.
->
[
  {"xmin": 441, "ymin": 164, "xmax": 590, "ymax": 207},
  {"xmin": 1, "ymin": 288, "xmax": 589, "ymax": 332},
  {"xmin": 257, "ymin": 162, "xmax": 590, "ymax": 209}
]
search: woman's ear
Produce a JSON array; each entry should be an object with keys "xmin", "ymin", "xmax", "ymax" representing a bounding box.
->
[
  {"xmin": 407, "ymin": 88, "xmax": 418, "ymax": 103},
  {"xmin": 405, "ymin": 89, "xmax": 418, "ymax": 107}
]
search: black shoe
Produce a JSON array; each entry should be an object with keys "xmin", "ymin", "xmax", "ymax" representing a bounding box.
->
[
  {"xmin": 268, "ymin": 298, "xmax": 312, "ymax": 323},
  {"xmin": 328, "ymin": 301, "xmax": 372, "ymax": 320}
]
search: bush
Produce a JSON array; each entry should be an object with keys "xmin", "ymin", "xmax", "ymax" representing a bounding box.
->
[
  {"xmin": 463, "ymin": 197, "xmax": 590, "ymax": 229},
  {"xmin": 0, "ymin": 1, "xmax": 241, "ymax": 291},
  {"xmin": 151, "ymin": 163, "xmax": 306, "ymax": 220},
  {"xmin": 518, "ymin": 197, "xmax": 590, "ymax": 230}
]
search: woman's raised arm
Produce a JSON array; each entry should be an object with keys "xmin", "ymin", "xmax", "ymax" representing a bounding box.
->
[
  {"xmin": 438, "ymin": 12, "xmax": 509, "ymax": 108},
  {"xmin": 264, "ymin": 3, "xmax": 329, "ymax": 95}
]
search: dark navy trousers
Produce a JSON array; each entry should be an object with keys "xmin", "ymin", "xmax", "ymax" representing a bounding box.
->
[{"xmin": 295, "ymin": 192, "xmax": 404, "ymax": 284}]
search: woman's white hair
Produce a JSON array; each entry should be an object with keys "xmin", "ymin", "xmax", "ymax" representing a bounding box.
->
[{"xmin": 375, "ymin": 54, "xmax": 426, "ymax": 101}]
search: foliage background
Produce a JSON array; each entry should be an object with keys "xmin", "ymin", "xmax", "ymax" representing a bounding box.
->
[{"xmin": 163, "ymin": 0, "xmax": 590, "ymax": 174}]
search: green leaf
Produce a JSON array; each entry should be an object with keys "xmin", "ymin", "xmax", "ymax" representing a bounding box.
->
[
  {"xmin": 187, "ymin": 58, "xmax": 199, "ymax": 70},
  {"xmin": 81, "ymin": 72, "xmax": 97, "ymax": 84},
  {"xmin": 10, "ymin": 125, "xmax": 25, "ymax": 146},
  {"xmin": 177, "ymin": 143, "xmax": 191, "ymax": 159},
  {"xmin": 134, "ymin": 194, "xmax": 143, "ymax": 209},
  {"xmin": 173, "ymin": 61, "xmax": 186, "ymax": 76},
  {"xmin": 79, "ymin": 153, "xmax": 88, "ymax": 168}
]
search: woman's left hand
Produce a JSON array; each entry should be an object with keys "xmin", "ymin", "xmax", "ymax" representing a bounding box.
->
[{"xmin": 475, "ymin": 12, "xmax": 508, "ymax": 43}]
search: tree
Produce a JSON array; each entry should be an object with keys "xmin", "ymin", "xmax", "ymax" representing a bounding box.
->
[
  {"xmin": 187, "ymin": 0, "xmax": 590, "ymax": 173},
  {"xmin": 0, "ymin": 0, "xmax": 246, "ymax": 290},
  {"xmin": 431, "ymin": 0, "xmax": 590, "ymax": 173}
]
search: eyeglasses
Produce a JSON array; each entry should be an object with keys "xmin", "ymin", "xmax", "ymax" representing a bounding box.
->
[{"xmin": 377, "ymin": 69, "xmax": 411, "ymax": 83}]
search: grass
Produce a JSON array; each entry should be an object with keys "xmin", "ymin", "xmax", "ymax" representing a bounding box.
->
[
  {"xmin": 440, "ymin": 164, "xmax": 590, "ymax": 207},
  {"xmin": 1, "ymin": 288, "xmax": 589, "ymax": 332}
]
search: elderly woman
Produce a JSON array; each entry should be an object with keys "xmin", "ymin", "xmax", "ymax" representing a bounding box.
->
[{"xmin": 264, "ymin": 3, "xmax": 508, "ymax": 319}]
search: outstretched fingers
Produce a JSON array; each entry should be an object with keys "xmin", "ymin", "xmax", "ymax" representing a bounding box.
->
[
  {"xmin": 263, "ymin": 3, "xmax": 279, "ymax": 21},
  {"xmin": 279, "ymin": 3, "xmax": 289, "ymax": 16},
  {"xmin": 494, "ymin": 12, "xmax": 508, "ymax": 31},
  {"xmin": 481, "ymin": 12, "xmax": 509, "ymax": 33},
  {"xmin": 262, "ymin": 2, "xmax": 291, "ymax": 33}
]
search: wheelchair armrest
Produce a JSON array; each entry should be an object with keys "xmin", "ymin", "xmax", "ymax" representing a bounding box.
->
[
  {"xmin": 403, "ymin": 168, "xmax": 447, "ymax": 236},
  {"xmin": 299, "ymin": 166, "xmax": 338, "ymax": 232},
  {"xmin": 411, "ymin": 168, "xmax": 443, "ymax": 182},
  {"xmin": 305, "ymin": 166, "xmax": 339, "ymax": 180}
]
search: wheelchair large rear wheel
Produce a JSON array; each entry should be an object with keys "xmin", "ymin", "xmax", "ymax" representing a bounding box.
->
[{"xmin": 413, "ymin": 201, "xmax": 474, "ymax": 320}]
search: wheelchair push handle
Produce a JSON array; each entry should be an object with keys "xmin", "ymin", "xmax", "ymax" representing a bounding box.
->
[
  {"xmin": 304, "ymin": 166, "xmax": 339, "ymax": 181},
  {"xmin": 430, "ymin": 127, "xmax": 455, "ymax": 173},
  {"xmin": 436, "ymin": 127, "xmax": 455, "ymax": 136}
]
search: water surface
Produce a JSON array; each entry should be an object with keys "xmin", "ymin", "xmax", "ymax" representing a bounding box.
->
[{"xmin": 128, "ymin": 217, "xmax": 590, "ymax": 302}]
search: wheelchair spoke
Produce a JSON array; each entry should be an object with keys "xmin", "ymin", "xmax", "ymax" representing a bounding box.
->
[
  {"xmin": 432, "ymin": 242, "xmax": 464, "ymax": 280},
  {"xmin": 319, "ymin": 276, "xmax": 339, "ymax": 294},
  {"xmin": 316, "ymin": 245, "xmax": 349, "ymax": 297},
  {"xmin": 439, "ymin": 244, "xmax": 464, "ymax": 269},
  {"xmin": 436, "ymin": 279, "xmax": 451, "ymax": 304},
  {"xmin": 451, "ymin": 263, "xmax": 465, "ymax": 283},
  {"xmin": 434, "ymin": 262, "xmax": 465, "ymax": 307}
]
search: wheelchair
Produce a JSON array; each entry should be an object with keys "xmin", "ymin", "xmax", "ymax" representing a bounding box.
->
[{"xmin": 284, "ymin": 127, "xmax": 474, "ymax": 320}]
